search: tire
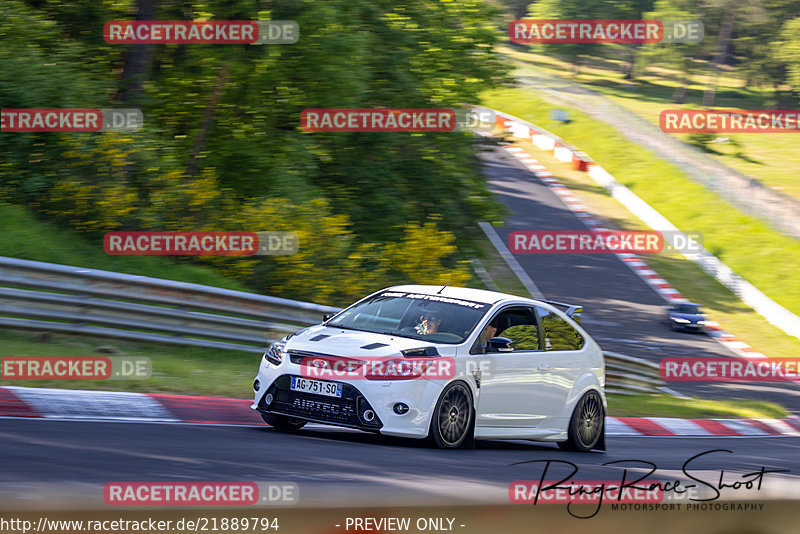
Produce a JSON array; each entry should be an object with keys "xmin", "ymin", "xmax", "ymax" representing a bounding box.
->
[
  {"xmin": 428, "ymin": 382, "xmax": 474, "ymax": 449},
  {"xmin": 260, "ymin": 413, "xmax": 307, "ymax": 432},
  {"xmin": 558, "ymin": 390, "xmax": 604, "ymax": 452}
]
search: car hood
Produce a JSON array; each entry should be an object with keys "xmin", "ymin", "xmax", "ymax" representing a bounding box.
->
[
  {"xmin": 284, "ymin": 324, "xmax": 458, "ymax": 357},
  {"xmin": 671, "ymin": 313, "xmax": 705, "ymax": 322}
]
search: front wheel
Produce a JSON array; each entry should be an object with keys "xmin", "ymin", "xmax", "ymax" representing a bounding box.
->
[
  {"xmin": 261, "ymin": 413, "xmax": 307, "ymax": 432},
  {"xmin": 429, "ymin": 382, "xmax": 474, "ymax": 449},
  {"xmin": 558, "ymin": 390, "xmax": 604, "ymax": 452}
]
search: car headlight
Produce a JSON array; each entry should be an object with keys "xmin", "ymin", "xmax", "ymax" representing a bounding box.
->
[
  {"xmin": 697, "ymin": 320, "xmax": 707, "ymax": 325},
  {"xmin": 264, "ymin": 341, "xmax": 287, "ymax": 365},
  {"xmin": 672, "ymin": 317, "xmax": 690, "ymax": 323}
]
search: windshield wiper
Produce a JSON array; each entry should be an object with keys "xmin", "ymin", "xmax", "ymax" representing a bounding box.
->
[
  {"xmin": 326, "ymin": 324, "xmax": 363, "ymax": 331},
  {"xmin": 375, "ymin": 330, "xmax": 425, "ymax": 340},
  {"xmin": 325, "ymin": 325, "xmax": 424, "ymax": 340}
]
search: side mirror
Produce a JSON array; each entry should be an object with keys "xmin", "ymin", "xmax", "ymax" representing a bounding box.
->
[
  {"xmin": 323, "ymin": 313, "xmax": 335, "ymax": 322},
  {"xmin": 486, "ymin": 336, "xmax": 513, "ymax": 353}
]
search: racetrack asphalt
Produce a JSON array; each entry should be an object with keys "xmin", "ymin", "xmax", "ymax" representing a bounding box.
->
[{"xmin": 1, "ymin": 418, "xmax": 798, "ymax": 509}]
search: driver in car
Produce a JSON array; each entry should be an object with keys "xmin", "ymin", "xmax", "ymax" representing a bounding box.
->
[{"xmin": 415, "ymin": 310, "xmax": 443, "ymax": 335}]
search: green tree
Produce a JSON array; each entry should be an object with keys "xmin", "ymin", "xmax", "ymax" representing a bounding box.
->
[
  {"xmin": 2, "ymin": 0, "xmax": 511, "ymax": 302},
  {"xmin": 773, "ymin": 16, "xmax": 800, "ymax": 104},
  {"xmin": 527, "ymin": 0, "xmax": 653, "ymax": 76}
]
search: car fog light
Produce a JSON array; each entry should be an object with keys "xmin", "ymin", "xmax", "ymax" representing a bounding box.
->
[
  {"xmin": 265, "ymin": 393, "xmax": 274, "ymax": 406},
  {"xmin": 363, "ymin": 409, "xmax": 375, "ymax": 422},
  {"xmin": 253, "ymin": 379, "xmax": 261, "ymax": 391},
  {"xmin": 393, "ymin": 403, "xmax": 409, "ymax": 415}
]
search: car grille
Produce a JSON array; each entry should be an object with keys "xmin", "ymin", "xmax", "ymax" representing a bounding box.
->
[
  {"xmin": 288, "ymin": 349, "xmax": 339, "ymax": 365},
  {"xmin": 258, "ymin": 374, "xmax": 383, "ymax": 430}
]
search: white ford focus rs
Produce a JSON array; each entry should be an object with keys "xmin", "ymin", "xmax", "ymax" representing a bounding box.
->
[{"xmin": 251, "ymin": 285, "xmax": 606, "ymax": 450}]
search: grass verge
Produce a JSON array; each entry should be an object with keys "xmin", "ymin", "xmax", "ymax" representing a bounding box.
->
[
  {"xmin": 474, "ymin": 230, "xmax": 535, "ymax": 298},
  {"xmin": 0, "ymin": 202, "xmax": 250, "ymax": 291},
  {"xmin": 608, "ymin": 393, "xmax": 787, "ymax": 419},
  {"xmin": 499, "ymin": 45, "xmax": 800, "ymax": 201},
  {"xmin": 0, "ymin": 329, "xmax": 259, "ymax": 399}
]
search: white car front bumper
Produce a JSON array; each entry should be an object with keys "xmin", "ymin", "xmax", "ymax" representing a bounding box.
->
[{"xmin": 251, "ymin": 355, "xmax": 449, "ymax": 439}]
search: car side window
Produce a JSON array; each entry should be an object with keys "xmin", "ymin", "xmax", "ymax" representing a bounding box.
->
[
  {"xmin": 536, "ymin": 306, "xmax": 584, "ymax": 351},
  {"xmin": 500, "ymin": 323, "xmax": 540, "ymax": 351},
  {"xmin": 471, "ymin": 306, "xmax": 541, "ymax": 353}
]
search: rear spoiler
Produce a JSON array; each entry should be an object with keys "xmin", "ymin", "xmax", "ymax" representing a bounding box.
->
[{"xmin": 542, "ymin": 300, "xmax": 583, "ymax": 321}]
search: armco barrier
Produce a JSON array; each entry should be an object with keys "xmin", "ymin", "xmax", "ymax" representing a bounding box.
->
[
  {"xmin": 603, "ymin": 351, "xmax": 669, "ymax": 395},
  {"xmin": 487, "ymin": 107, "xmax": 800, "ymax": 341},
  {"xmin": 0, "ymin": 256, "xmax": 339, "ymax": 353},
  {"xmin": 0, "ymin": 256, "xmax": 663, "ymax": 395}
]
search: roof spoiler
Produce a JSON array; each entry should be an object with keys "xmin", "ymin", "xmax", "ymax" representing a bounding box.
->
[{"xmin": 542, "ymin": 300, "xmax": 583, "ymax": 321}]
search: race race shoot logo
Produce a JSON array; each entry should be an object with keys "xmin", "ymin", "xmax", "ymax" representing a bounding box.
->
[
  {"xmin": 299, "ymin": 356, "xmax": 456, "ymax": 381},
  {"xmin": 1, "ymin": 357, "xmax": 151, "ymax": 380},
  {"xmin": 300, "ymin": 109, "xmax": 457, "ymax": 132},
  {"xmin": 509, "ymin": 480, "xmax": 664, "ymax": 508},
  {"xmin": 508, "ymin": 453, "xmax": 785, "ymax": 518},
  {"xmin": 510, "ymin": 230, "xmax": 663, "ymax": 254},
  {"xmin": 660, "ymin": 357, "xmax": 800, "ymax": 382},
  {"xmin": 510, "ymin": 20, "xmax": 703, "ymax": 44},
  {"xmin": 1, "ymin": 109, "xmax": 142, "ymax": 132},
  {"xmin": 104, "ymin": 21, "xmax": 298, "ymax": 44},
  {"xmin": 104, "ymin": 231, "xmax": 298, "ymax": 255},
  {"xmin": 660, "ymin": 109, "xmax": 800, "ymax": 133}
]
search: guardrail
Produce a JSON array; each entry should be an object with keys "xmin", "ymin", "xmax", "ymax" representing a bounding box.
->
[
  {"xmin": 0, "ymin": 256, "xmax": 669, "ymax": 394},
  {"xmin": 603, "ymin": 350, "xmax": 669, "ymax": 396},
  {"xmin": 0, "ymin": 256, "xmax": 339, "ymax": 353}
]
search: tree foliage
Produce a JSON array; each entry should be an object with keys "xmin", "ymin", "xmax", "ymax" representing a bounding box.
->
[{"xmin": 0, "ymin": 0, "xmax": 511, "ymax": 302}]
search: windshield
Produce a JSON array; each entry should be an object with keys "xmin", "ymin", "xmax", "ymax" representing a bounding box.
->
[
  {"xmin": 326, "ymin": 291, "xmax": 489, "ymax": 344},
  {"xmin": 675, "ymin": 304, "xmax": 702, "ymax": 314}
]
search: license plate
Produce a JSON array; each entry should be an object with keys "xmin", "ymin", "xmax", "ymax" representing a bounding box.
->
[{"xmin": 290, "ymin": 376, "xmax": 343, "ymax": 398}]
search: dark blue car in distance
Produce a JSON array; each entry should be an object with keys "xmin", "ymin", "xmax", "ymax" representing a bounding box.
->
[{"xmin": 665, "ymin": 302, "xmax": 708, "ymax": 332}]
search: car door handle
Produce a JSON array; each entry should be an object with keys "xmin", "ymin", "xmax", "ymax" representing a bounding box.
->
[{"xmin": 537, "ymin": 364, "xmax": 551, "ymax": 372}]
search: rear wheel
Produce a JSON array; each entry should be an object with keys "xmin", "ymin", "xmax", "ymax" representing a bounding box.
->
[
  {"xmin": 261, "ymin": 413, "xmax": 307, "ymax": 432},
  {"xmin": 429, "ymin": 382, "xmax": 473, "ymax": 449},
  {"xmin": 558, "ymin": 390, "xmax": 604, "ymax": 452}
]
